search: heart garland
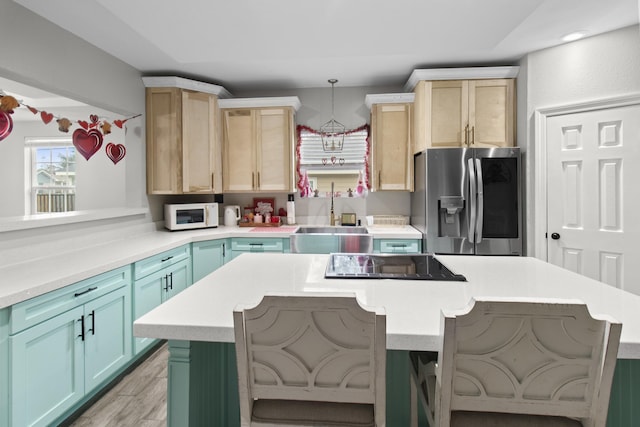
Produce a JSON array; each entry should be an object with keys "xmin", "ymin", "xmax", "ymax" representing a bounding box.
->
[
  {"xmin": 40, "ymin": 111, "xmax": 54, "ymax": 124},
  {"xmin": 105, "ymin": 143, "xmax": 126, "ymax": 164},
  {"xmin": 73, "ymin": 128, "xmax": 103, "ymax": 160},
  {"xmin": 0, "ymin": 110, "xmax": 13, "ymax": 141},
  {"xmin": 0, "ymin": 91, "xmax": 140, "ymax": 165}
]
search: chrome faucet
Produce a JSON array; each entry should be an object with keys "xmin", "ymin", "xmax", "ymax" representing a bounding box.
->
[{"xmin": 330, "ymin": 182, "xmax": 336, "ymax": 226}]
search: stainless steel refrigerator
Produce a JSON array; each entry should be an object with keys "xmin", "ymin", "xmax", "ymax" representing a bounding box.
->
[{"xmin": 411, "ymin": 147, "xmax": 522, "ymax": 255}]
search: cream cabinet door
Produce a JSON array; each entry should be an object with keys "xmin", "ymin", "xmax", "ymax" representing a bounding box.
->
[
  {"xmin": 256, "ymin": 108, "xmax": 294, "ymax": 192},
  {"xmin": 182, "ymin": 90, "xmax": 221, "ymax": 193},
  {"xmin": 371, "ymin": 103, "xmax": 413, "ymax": 191},
  {"xmin": 413, "ymin": 79, "xmax": 515, "ymax": 152},
  {"xmin": 146, "ymin": 88, "xmax": 220, "ymax": 194},
  {"xmin": 468, "ymin": 79, "xmax": 515, "ymax": 148},
  {"xmin": 146, "ymin": 87, "xmax": 181, "ymax": 194},
  {"xmin": 428, "ymin": 80, "xmax": 469, "ymax": 148},
  {"xmin": 223, "ymin": 109, "xmax": 256, "ymax": 192},
  {"xmin": 223, "ymin": 107, "xmax": 294, "ymax": 193}
]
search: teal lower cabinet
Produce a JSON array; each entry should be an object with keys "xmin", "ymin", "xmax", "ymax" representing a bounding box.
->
[
  {"xmin": 165, "ymin": 341, "xmax": 640, "ymax": 427},
  {"xmin": 192, "ymin": 239, "xmax": 228, "ymax": 283},
  {"xmin": 7, "ymin": 266, "xmax": 132, "ymax": 427},
  {"xmin": 229, "ymin": 238, "xmax": 285, "ymax": 260},
  {"xmin": 11, "ymin": 306, "xmax": 85, "ymax": 427},
  {"xmin": 133, "ymin": 254, "xmax": 192, "ymax": 355},
  {"xmin": 374, "ymin": 238, "xmax": 422, "ymax": 254}
]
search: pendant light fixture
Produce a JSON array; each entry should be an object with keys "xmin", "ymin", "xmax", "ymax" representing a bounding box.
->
[{"xmin": 320, "ymin": 78, "xmax": 345, "ymax": 152}]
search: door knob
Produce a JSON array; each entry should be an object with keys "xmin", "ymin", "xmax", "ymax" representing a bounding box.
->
[{"xmin": 551, "ymin": 232, "xmax": 560, "ymax": 240}]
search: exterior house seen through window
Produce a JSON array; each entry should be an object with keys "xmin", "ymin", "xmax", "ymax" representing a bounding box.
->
[{"xmin": 27, "ymin": 137, "xmax": 76, "ymax": 214}]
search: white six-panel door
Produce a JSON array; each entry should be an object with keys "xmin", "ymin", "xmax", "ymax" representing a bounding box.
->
[{"xmin": 546, "ymin": 104, "xmax": 640, "ymax": 294}]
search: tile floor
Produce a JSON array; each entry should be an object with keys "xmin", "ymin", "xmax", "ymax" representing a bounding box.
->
[{"xmin": 65, "ymin": 343, "xmax": 169, "ymax": 427}]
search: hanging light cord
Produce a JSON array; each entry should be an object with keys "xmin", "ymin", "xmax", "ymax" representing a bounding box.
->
[{"xmin": 329, "ymin": 78, "xmax": 337, "ymax": 123}]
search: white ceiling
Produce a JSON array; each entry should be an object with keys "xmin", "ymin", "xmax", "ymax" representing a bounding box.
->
[{"xmin": 11, "ymin": 0, "xmax": 640, "ymax": 94}]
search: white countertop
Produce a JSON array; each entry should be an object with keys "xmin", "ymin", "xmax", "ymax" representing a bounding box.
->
[
  {"xmin": 0, "ymin": 224, "xmax": 420, "ymax": 309},
  {"xmin": 133, "ymin": 253, "xmax": 640, "ymax": 359}
]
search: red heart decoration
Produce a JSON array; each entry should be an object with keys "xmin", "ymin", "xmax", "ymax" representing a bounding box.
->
[
  {"xmin": 73, "ymin": 128, "xmax": 103, "ymax": 160},
  {"xmin": 0, "ymin": 111, "xmax": 13, "ymax": 141},
  {"xmin": 105, "ymin": 142, "xmax": 126, "ymax": 164},
  {"xmin": 78, "ymin": 120, "xmax": 89, "ymax": 130},
  {"xmin": 27, "ymin": 106, "xmax": 38, "ymax": 115},
  {"xmin": 40, "ymin": 111, "xmax": 54, "ymax": 124},
  {"xmin": 114, "ymin": 119, "xmax": 124, "ymax": 128},
  {"xmin": 90, "ymin": 114, "xmax": 99, "ymax": 124}
]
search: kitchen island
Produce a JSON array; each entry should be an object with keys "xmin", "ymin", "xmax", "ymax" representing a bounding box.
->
[{"xmin": 134, "ymin": 253, "xmax": 640, "ymax": 427}]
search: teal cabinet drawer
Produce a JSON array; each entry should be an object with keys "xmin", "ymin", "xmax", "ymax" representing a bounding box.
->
[
  {"xmin": 376, "ymin": 239, "xmax": 421, "ymax": 254},
  {"xmin": 231, "ymin": 238, "xmax": 284, "ymax": 252},
  {"xmin": 9, "ymin": 265, "xmax": 131, "ymax": 335},
  {"xmin": 134, "ymin": 245, "xmax": 191, "ymax": 280}
]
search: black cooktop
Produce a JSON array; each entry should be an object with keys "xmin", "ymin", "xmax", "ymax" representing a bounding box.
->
[{"xmin": 324, "ymin": 253, "xmax": 466, "ymax": 281}]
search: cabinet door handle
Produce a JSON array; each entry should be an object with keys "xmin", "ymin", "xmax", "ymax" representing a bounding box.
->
[
  {"xmin": 77, "ymin": 315, "xmax": 85, "ymax": 341},
  {"xmin": 252, "ymin": 172, "xmax": 255, "ymax": 190},
  {"xmin": 163, "ymin": 275, "xmax": 169, "ymax": 292},
  {"xmin": 464, "ymin": 124, "xmax": 469, "ymax": 146},
  {"xmin": 161, "ymin": 256, "xmax": 174, "ymax": 262},
  {"xmin": 74, "ymin": 286, "xmax": 97, "ymax": 297},
  {"xmin": 471, "ymin": 126, "xmax": 475, "ymax": 145},
  {"xmin": 257, "ymin": 172, "xmax": 260, "ymax": 189},
  {"xmin": 378, "ymin": 171, "xmax": 381, "ymax": 187},
  {"xmin": 211, "ymin": 173, "xmax": 215, "ymax": 190},
  {"xmin": 169, "ymin": 272, "xmax": 173, "ymax": 290},
  {"xmin": 222, "ymin": 243, "xmax": 226, "ymax": 257},
  {"xmin": 88, "ymin": 310, "xmax": 95, "ymax": 336}
]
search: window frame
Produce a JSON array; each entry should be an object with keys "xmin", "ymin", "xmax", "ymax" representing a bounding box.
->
[{"xmin": 25, "ymin": 136, "xmax": 76, "ymax": 215}]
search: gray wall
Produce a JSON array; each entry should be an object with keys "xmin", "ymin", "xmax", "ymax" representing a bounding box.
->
[
  {"xmin": 0, "ymin": 0, "xmax": 146, "ymax": 216},
  {"xmin": 521, "ymin": 24, "xmax": 640, "ymax": 256}
]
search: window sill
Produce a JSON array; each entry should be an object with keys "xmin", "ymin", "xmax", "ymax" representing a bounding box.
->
[{"xmin": 0, "ymin": 207, "xmax": 149, "ymax": 233}]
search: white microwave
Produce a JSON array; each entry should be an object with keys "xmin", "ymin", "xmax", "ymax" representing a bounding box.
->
[{"xmin": 164, "ymin": 203, "xmax": 219, "ymax": 231}]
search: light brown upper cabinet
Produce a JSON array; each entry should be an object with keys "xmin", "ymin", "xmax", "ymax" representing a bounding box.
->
[
  {"xmin": 368, "ymin": 100, "xmax": 413, "ymax": 191},
  {"xmin": 413, "ymin": 78, "xmax": 515, "ymax": 152},
  {"xmin": 145, "ymin": 87, "xmax": 222, "ymax": 194},
  {"xmin": 222, "ymin": 106, "xmax": 295, "ymax": 193}
]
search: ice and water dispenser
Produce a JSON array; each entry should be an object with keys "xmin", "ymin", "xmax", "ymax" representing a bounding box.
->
[{"xmin": 438, "ymin": 196, "xmax": 464, "ymax": 237}]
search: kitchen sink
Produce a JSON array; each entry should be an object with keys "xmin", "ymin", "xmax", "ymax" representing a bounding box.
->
[
  {"xmin": 290, "ymin": 226, "xmax": 373, "ymax": 253},
  {"xmin": 294, "ymin": 226, "xmax": 368, "ymax": 234}
]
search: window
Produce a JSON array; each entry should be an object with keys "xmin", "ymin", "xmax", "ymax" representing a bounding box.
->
[
  {"xmin": 26, "ymin": 137, "xmax": 76, "ymax": 214},
  {"xmin": 296, "ymin": 125, "xmax": 370, "ymax": 197}
]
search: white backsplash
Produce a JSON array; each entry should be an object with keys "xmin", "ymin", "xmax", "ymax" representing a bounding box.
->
[{"xmin": 221, "ymin": 191, "xmax": 411, "ymax": 226}]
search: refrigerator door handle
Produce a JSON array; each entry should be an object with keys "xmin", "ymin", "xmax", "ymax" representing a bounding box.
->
[
  {"xmin": 468, "ymin": 158, "xmax": 477, "ymax": 243},
  {"xmin": 475, "ymin": 158, "xmax": 484, "ymax": 243}
]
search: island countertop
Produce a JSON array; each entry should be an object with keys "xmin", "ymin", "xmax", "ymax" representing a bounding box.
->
[{"xmin": 133, "ymin": 253, "xmax": 640, "ymax": 359}]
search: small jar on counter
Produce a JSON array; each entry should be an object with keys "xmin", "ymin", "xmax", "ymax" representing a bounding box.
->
[{"xmin": 254, "ymin": 213, "xmax": 263, "ymax": 223}]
